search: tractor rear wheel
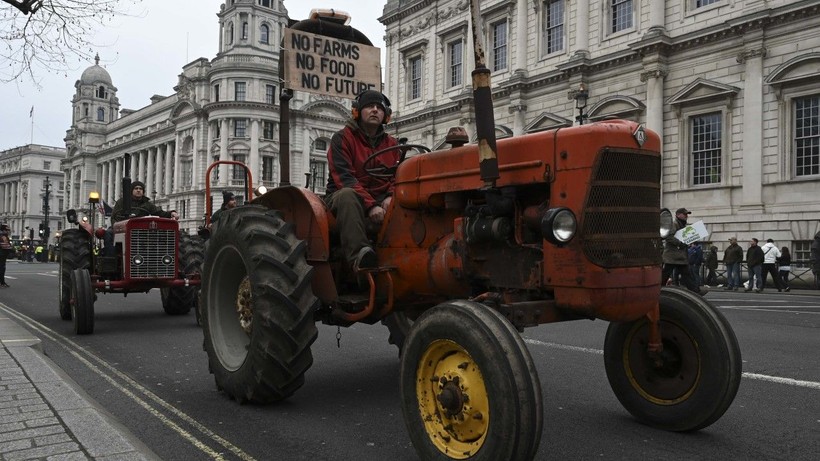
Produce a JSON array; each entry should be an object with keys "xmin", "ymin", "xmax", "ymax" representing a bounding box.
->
[
  {"xmin": 604, "ymin": 286, "xmax": 742, "ymax": 432},
  {"xmin": 160, "ymin": 234, "xmax": 205, "ymax": 316},
  {"xmin": 70, "ymin": 269, "xmax": 94, "ymax": 335},
  {"xmin": 201, "ymin": 206, "xmax": 319, "ymax": 403},
  {"xmin": 400, "ymin": 300, "xmax": 543, "ymax": 460},
  {"xmin": 58, "ymin": 229, "xmax": 90, "ymax": 321}
]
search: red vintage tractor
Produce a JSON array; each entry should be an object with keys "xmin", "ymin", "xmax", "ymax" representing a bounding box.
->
[
  {"xmin": 198, "ymin": 8, "xmax": 741, "ymax": 460},
  {"xmin": 58, "ymin": 154, "xmax": 203, "ymax": 334}
]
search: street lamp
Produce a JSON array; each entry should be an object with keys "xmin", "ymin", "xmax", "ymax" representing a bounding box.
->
[{"xmin": 574, "ymin": 84, "xmax": 589, "ymax": 125}]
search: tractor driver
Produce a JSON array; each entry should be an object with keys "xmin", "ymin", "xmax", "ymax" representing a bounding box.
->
[
  {"xmin": 325, "ymin": 89, "xmax": 399, "ymax": 273},
  {"xmin": 104, "ymin": 181, "xmax": 178, "ymax": 255}
]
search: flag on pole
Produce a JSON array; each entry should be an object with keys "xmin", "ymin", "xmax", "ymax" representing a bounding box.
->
[
  {"xmin": 29, "ymin": 106, "xmax": 33, "ymax": 118},
  {"xmin": 97, "ymin": 200, "xmax": 113, "ymax": 217}
]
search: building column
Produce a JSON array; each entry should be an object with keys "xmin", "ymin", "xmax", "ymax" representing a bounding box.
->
[
  {"xmin": 146, "ymin": 147, "xmax": 156, "ymax": 197},
  {"xmin": 250, "ymin": 119, "xmax": 260, "ymax": 184},
  {"xmin": 140, "ymin": 149, "xmax": 149, "ymax": 184},
  {"xmin": 165, "ymin": 142, "xmax": 173, "ymax": 196},
  {"xmin": 515, "ymin": 0, "xmax": 528, "ymax": 73},
  {"xmin": 648, "ymin": 0, "xmax": 666, "ymax": 34},
  {"xmin": 115, "ymin": 158, "xmax": 123, "ymax": 201},
  {"xmin": 510, "ymin": 104, "xmax": 527, "ymax": 136},
  {"xmin": 173, "ymin": 135, "xmax": 181, "ymax": 192},
  {"xmin": 99, "ymin": 163, "xmax": 107, "ymax": 201},
  {"xmin": 219, "ymin": 119, "xmax": 229, "ymax": 185},
  {"xmin": 738, "ymin": 46, "xmax": 766, "ymax": 211},
  {"xmin": 574, "ymin": 0, "xmax": 590, "ymax": 58},
  {"xmin": 108, "ymin": 160, "xmax": 116, "ymax": 202}
]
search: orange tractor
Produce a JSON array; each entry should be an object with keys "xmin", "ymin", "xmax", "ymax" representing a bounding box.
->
[{"xmin": 199, "ymin": 8, "xmax": 740, "ymax": 460}]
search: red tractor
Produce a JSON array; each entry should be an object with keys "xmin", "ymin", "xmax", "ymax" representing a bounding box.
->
[
  {"xmin": 59, "ymin": 154, "xmax": 203, "ymax": 334},
  {"xmin": 199, "ymin": 9, "xmax": 740, "ymax": 460}
]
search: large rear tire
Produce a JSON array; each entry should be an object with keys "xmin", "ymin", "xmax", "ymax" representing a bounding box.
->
[
  {"xmin": 201, "ymin": 206, "xmax": 319, "ymax": 403},
  {"xmin": 604, "ymin": 286, "xmax": 742, "ymax": 431},
  {"xmin": 161, "ymin": 234, "xmax": 205, "ymax": 316},
  {"xmin": 70, "ymin": 269, "xmax": 94, "ymax": 335},
  {"xmin": 59, "ymin": 229, "xmax": 90, "ymax": 321},
  {"xmin": 401, "ymin": 300, "xmax": 543, "ymax": 460}
]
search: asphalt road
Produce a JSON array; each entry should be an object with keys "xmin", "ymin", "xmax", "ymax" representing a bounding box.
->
[{"xmin": 2, "ymin": 261, "xmax": 818, "ymax": 460}]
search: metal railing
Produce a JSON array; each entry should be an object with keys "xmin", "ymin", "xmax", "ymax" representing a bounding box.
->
[{"xmin": 697, "ymin": 260, "xmax": 818, "ymax": 290}]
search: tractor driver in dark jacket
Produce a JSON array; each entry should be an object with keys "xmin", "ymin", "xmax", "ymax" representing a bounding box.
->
[
  {"xmin": 105, "ymin": 181, "xmax": 178, "ymax": 255},
  {"xmin": 325, "ymin": 90, "xmax": 399, "ymax": 273}
]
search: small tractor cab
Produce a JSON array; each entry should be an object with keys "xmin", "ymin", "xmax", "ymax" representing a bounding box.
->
[{"xmin": 58, "ymin": 153, "xmax": 204, "ymax": 334}]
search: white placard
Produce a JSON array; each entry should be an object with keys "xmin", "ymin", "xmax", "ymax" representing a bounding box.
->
[{"xmin": 674, "ymin": 220, "xmax": 709, "ymax": 244}]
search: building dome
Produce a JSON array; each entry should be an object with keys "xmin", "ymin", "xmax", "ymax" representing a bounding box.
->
[{"xmin": 79, "ymin": 54, "xmax": 112, "ymax": 85}]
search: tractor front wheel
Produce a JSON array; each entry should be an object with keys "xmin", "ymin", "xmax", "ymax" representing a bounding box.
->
[
  {"xmin": 201, "ymin": 206, "xmax": 319, "ymax": 403},
  {"xmin": 604, "ymin": 286, "xmax": 742, "ymax": 432},
  {"xmin": 400, "ymin": 300, "xmax": 543, "ymax": 460},
  {"xmin": 58, "ymin": 229, "xmax": 90, "ymax": 321},
  {"xmin": 70, "ymin": 269, "xmax": 94, "ymax": 335}
]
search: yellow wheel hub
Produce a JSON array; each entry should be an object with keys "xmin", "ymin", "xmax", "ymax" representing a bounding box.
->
[{"xmin": 416, "ymin": 339, "xmax": 489, "ymax": 459}]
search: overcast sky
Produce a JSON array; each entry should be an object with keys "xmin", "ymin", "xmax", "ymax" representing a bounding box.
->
[{"xmin": 0, "ymin": 0, "xmax": 388, "ymax": 151}]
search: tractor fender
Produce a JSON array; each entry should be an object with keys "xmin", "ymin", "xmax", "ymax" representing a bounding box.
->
[{"xmin": 252, "ymin": 186, "xmax": 337, "ymax": 303}]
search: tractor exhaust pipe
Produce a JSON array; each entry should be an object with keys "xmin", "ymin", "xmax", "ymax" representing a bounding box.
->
[
  {"xmin": 469, "ymin": 0, "xmax": 500, "ymax": 189},
  {"xmin": 122, "ymin": 153, "xmax": 132, "ymax": 218}
]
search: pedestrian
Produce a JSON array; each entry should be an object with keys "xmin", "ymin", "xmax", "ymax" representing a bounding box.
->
[
  {"xmin": 777, "ymin": 246, "xmax": 791, "ymax": 292},
  {"xmin": 745, "ymin": 238, "xmax": 764, "ymax": 292},
  {"xmin": 760, "ymin": 238, "xmax": 784, "ymax": 292},
  {"xmin": 810, "ymin": 231, "xmax": 820, "ymax": 289},
  {"xmin": 661, "ymin": 208, "xmax": 700, "ymax": 294},
  {"xmin": 0, "ymin": 224, "xmax": 11, "ymax": 287},
  {"xmin": 723, "ymin": 237, "xmax": 743, "ymax": 291},
  {"xmin": 704, "ymin": 245, "xmax": 719, "ymax": 286},
  {"xmin": 210, "ymin": 191, "xmax": 237, "ymax": 230},
  {"xmin": 324, "ymin": 90, "xmax": 398, "ymax": 274},
  {"xmin": 688, "ymin": 242, "xmax": 704, "ymax": 288}
]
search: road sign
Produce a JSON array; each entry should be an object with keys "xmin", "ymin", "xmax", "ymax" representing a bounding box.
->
[{"xmin": 283, "ymin": 28, "xmax": 381, "ymax": 99}]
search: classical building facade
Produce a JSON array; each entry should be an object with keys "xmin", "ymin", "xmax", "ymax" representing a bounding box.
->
[
  {"xmin": 0, "ymin": 145, "xmax": 66, "ymax": 240},
  {"xmin": 62, "ymin": 0, "xmax": 345, "ymax": 233},
  {"xmin": 380, "ymin": 0, "xmax": 820, "ymax": 262}
]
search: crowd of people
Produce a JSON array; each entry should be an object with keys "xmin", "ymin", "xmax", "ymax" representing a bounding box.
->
[{"xmin": 664, "ymin": 208, "xmax": 820, "ymax": 293}]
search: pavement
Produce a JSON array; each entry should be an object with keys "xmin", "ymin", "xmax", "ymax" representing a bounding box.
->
[{"xmin": 0, "ymin": 314, "xmax": 158, "ymax": 461}]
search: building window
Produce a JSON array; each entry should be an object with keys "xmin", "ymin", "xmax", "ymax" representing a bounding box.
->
[
  {"xmin": 96, "ymin": 86, "xmax": 107, "ymax": 98},
  {"xmin": 259, "ymin": 0, "xmax": 271, "ymax": 7},
  {"xmin": 447, "ymin": 40, "xmax": 463, "ymax": 88},
  {"xmin": 793, "ymin": 241, "xmax": 812, "ymax": 267},
  {"xmin": 83, "ymin": 104, "xmax": 89, "ymax": 117},
  {"xmin": 242, "ymin": 22, "xmax": 248, "ymax": 40},
  {"xmin": 543, "ymin": 0, "xmax": 564, "ymax": 55},
  {"xmin": 213, "ymin": 122, "xmax": 221, "ymax": 139},
  {"xmin": 309, "ymin": 160, "xmax": 326, "ymax": 192},
  {"xmin": 263, "ymin": 121, "xmax": 274, "ymax": 139},
  {"xmin": 213, "ymin": 84, "xmax": 220, "ymax": 102},
  {"xmin": 228, "ymin": 23, "xmax": 234, "ymax": 45},
  {"xmin": 262, "ymin": 155, "xmax": 276, "ymax": 183},
  {"xmin": 611, "ymin": 0, "xmax": 633, "ymax": 34},
  {"xmin": 96, "ymin": 107, "xmax": 105, "ymax": 121},
  {"xmin": 265, "ymin": 84, "xmax": 276, "ymax": 104},
  {"xmin": 314, "ymin": 139, "xmax": 328, "ymax": 152},
  {"xmin": 408, "ymin": 55, "xmax": 422, "ymax": 100},
  {"xmin": 260, "ymin": 24, "xmax": 270, "ymax": 44},
  {"xmin": 58, "ymin": 198, "xmax": 64, "ymax": 211},
  {"xmin": 235, "ymin": 82, "xmax": 246, "ymax": 101},
  {"xmin": 234, "ymin": 119, "xmax": 247, "ymax": 137},
  {"xmin": 690, "ymin": 112, "xmax": 722, "ymax": 185},
  {"xmin": 694, "ymin": 0, "xmax": 720, "ymax": 7},
  {"xmin": 59, "ymin": 181, "xmax": 64, "ymax": 190},
  {"xmin": 232, "ymin": 154, "xmax": 247, "ymax": 180},
  {"xmin": 181, "ymin": 159, "xmax": 193, "ymax": 188},
  {"xmin": 794, "ymin": 95, "xmax": 819, "ymax": 177},
  {"xmin": 43, "ymin": 161, "xmax": 51, "ymax": 170},
  {"xmin": 491, "ymin": 21, "xmax": 508, "ymax": 71}
]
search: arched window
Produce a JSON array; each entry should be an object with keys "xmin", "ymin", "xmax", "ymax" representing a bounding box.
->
[
  {"xmin": 97, "ymin": 107, "xmax": 105, "ymax": 122},
  {"xmin": 96, "ymin": 86, "xmax": 107, "ymax": 98},
  {"xmin": 242, "ymin": 22, "xmax": 249, "ymax": 40},
  {"xmin": 260, "ymin": 24, "xmax": 270, "ymax": 44},
  {"xmin": 228, "ymin": 23, "xmax": 234, "ymax": 44}
]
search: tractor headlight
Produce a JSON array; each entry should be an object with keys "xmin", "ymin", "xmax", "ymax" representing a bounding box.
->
[
  {"xmin": 541, "ymin": 208, "xmax": 577, "ymax": 245},
  {"xmin": 132, "ymin": 254, "xmax": 144, "ymax": 265},
  {"xmin": 660, "ymin": 209, "xmax": 674, "ymax": 239}
]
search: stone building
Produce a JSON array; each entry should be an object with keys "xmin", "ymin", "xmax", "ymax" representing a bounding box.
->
[
  {"xmin": 0, "ymin": 144, "xmax": 66, "ymax": 241},
  {"xmin": 61, "ymin": 0, "xmax": 346, "ymax": 233},
  {"xmin": 379, "ymin": 0, "xmax": 820, "ymax": 263}
]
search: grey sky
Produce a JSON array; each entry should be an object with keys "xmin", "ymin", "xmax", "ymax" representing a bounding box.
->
[{"xmin": 0, "ymin": 0, "xmax": 387, "ymax": 151}]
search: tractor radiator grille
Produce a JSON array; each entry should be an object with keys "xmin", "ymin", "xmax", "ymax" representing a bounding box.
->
[
  {"xmin": 582, "ymin": 149, "xmax": 662, "ymax": 268},
  {"xmin": 129, "ymin": 229, "xmax": 175, "ymax": 278}
]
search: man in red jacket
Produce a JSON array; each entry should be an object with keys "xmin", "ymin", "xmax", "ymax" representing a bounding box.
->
[{"xmin": 325, "ymin": 90, "xmax": 399, "ymax": 272}]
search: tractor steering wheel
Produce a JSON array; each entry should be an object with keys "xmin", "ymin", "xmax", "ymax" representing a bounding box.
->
[{"xmin": 364, "ymin": 144, "xmax": 431, "ymax": 178}]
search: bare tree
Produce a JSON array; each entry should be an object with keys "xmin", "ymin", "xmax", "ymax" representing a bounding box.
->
[{"xmin": 1, "ymin": 0, "xmax": 141, "ymax": 84}]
